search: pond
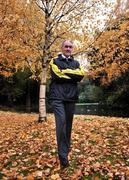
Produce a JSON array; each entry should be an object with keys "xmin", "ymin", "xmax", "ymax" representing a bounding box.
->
[
  {"xmin": 1, "ymin": 103, "xmax": 128, "ymax": 118},
  {"xmin": 74, "ymin": 103, "xmax": 129, "ymax": 117}
]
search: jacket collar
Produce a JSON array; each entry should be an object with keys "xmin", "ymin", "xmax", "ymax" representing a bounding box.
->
[{"xmin": 58, "ymin": 54, "xmax": 74, "ymax": 61}]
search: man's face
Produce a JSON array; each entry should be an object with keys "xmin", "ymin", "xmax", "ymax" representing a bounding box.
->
[{"xmin": 61, "ymin": 41, "xmax": 73, "ymax": 57}]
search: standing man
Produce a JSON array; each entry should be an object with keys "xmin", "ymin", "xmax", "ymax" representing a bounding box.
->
[{"xmin": 49, "ymin": 40, "xmax": 84, "ymax": 168}]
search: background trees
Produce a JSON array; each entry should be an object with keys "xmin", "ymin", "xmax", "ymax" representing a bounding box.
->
[
  {"xmin": 78, "ymin": 79, "xmax": 104, "ymax": 103},
  {"xmin": 0, "ymin": 0, "xmax": 128, "ymax": 116},
  {"xmin": 87, "ymin": 12, "xmax": 129, "ymax": 106},
  {"xmin": 0, "ymin": 70, "xmax": 39, "ymax": 111},
  {"xmin": 88, "ymin": 14, "xmax": 129, "ymax": 84},
  {"xmin": 0, "ymin": 0, "xmax": 44, "ymax": 77}
]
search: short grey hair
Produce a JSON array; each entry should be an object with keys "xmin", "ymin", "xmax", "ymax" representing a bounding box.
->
[{"xmin": 61, "ymin": 40, "xmax": 74, "ymax": 47}]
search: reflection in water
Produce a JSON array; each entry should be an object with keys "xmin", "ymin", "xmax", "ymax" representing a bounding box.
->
[
  {"xmin": 10, "ymin": 102, "xmax": 129, "ymax": 117},
  {"xmin": 75, "ymin": 103, "xmax": 129, "ymax": 117}
]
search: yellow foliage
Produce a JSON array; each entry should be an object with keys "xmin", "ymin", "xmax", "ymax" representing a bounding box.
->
[
  {"xmin": 0, "ymin": 0, "xmax": 44, "ymax": 77},
  {"xmin": 89, "ymin": 13, "xmax": 129, "ymax": 84}
]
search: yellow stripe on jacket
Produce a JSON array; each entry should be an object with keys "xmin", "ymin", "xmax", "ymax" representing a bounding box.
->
[
  {"xmin": 62, "ymin": 66, "xmax": 85, "ymax": 76},
  {"xmin": 50, "ymin": 59, "xmax": 71, "ymax": 79}
]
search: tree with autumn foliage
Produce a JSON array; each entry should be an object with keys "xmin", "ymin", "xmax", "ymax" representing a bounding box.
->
[
  {"xmin": 32, "ymin": 0, "xmax": 123, "ymax": 122},
  {"xmin": 0, "ymin": 0, "xmax": 44, "ymax": 77},
  {"xmin": 34, "ymin": 0, "xmax": 100, "ymax": 122},
  {"xmin": 87, "ymin": 12, "xmax": 129, "ymax": 106},
  {"xmin": 88, "ymin": 13, "xmax": 129, "ymax": 85}
]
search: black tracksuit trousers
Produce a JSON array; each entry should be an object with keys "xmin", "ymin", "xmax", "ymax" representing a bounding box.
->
[{"xmin": 51, "ymin": 100, "xmax": 75, "ymax": 164}]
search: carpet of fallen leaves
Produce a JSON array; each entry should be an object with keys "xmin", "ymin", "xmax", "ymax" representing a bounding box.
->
[{"xmin": 0, "ymin": 111, "xmax": 129, "ymax": 180}]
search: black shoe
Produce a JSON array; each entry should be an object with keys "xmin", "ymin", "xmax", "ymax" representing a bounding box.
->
[{"xmin": 60, "ymin": 160, "xmax": 69, "ymax": 169}]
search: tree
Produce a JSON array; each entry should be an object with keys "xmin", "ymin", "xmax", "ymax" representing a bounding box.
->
[
  {"xmin": 0, "ymin": 0, "xmax": 44, "ymax": 77},
  {"xmin": 0, "ymin": 69, "xmax": 39, "ymax": 111},
  {"xmin": 78, "ymin": 79, "xmax": 104, "ymax": 103},
  {"xmin": 88, "ymin": 12, "xmax": 129, "ymax": 85},
  {"xmin": 32, "ymin": 0, "xmax": 121, "ymax": 122}
]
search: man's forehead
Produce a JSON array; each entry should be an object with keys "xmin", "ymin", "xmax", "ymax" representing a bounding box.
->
[{"xmin": 62, "ymin": 40, "xmax": 73, "ymax": 46}]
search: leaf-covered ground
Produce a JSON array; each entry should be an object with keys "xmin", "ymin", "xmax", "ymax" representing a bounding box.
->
[{"xmin": 0, "ymin": 111, "xmax": 129, "ymax": 180}]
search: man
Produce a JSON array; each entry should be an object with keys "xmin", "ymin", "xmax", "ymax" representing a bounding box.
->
[{"xmin": 49, "ymin": 40, "xmax": 84, "ymax": 168}]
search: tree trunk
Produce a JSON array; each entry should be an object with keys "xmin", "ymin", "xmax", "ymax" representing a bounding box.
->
[
  {"xmin": 7, "ymin": 94, "xmax": 13, "ymax": 107},
  {"xmin": 26, "ymin": 80, "xmax": 31, "ymax": 113},
  {"xmin": 38, "ymin": 1, "xmax": 52, "ymax": 122},
  {"xmin": 38, "ymin": 65, "xmax": 47, "ymax": 122}
]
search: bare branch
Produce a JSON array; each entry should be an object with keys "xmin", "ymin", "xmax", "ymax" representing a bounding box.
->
[
  {"xmin": 51, "ymin": 0, "xmax": 68, "ymax": 22},
  {"xmin": 40, "ymin": 0, "xmax": 47, "ymax": 11},
  {"xmin": 35, "ymin": 2, "xmax": 45, "ymax": 12},
  {"xmin": 49, "ymin": 0, "xmax": 59, "ymax": 16},
  {"xmin": 57, "ymin": 1, "xmax": 97, "ymax": 24}
]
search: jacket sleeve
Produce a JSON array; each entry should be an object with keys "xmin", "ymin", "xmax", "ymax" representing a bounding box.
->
[
  {"xmin": 49, "ymin": 59, "xmax": 85, "ymax": 82},
  {"xmin": 62, "ymin": 66, "xmax": 85, "ymax": 82},
  {"xmin": 49, "ymin": 59, "xmax": 72, "ymax": 83},
  {"xmin": 62, "ymin": 61, "xmax": 85, "ymax": 82}
]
